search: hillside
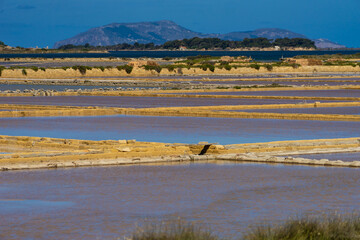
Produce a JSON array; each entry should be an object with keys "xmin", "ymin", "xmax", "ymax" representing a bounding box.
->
[
  {"xmin": 54, "ymin": 20, "xmax": 345, "ymax": 49},
  {"xmin": 219, "ymin": 28, "xmax": 306, "ymax": 41},
  {"xmin": 54, "ymin": 20, "xmax": 206, "ymax": 48}
]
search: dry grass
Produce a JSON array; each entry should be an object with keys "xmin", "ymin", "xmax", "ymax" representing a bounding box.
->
[
  {"xmin": 129, "ymin": 215, "xmax": 360, "ymax": 240},
  {"xmin": 243, "ymin": 214, "xmax": 360, "ymax": 240},
  {"xmin": 131, "ymin": 219, "xmax": 219, "ymax": 240}
]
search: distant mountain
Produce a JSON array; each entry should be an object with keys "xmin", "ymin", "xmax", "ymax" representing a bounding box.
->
[
  {"xmin": 54, "ymin": 20, "xmax": 207, "ymax": 48},
  {"xmin": 54, "ymin": 20, "xmax": 345, "ymax": 49},
  {"xmin": 313, "ymin": 39, "xmax": 346, "ymax": 49},
  {"xmin": 219, "ymin": 28, "xmax": 307, "ymax": 41}
]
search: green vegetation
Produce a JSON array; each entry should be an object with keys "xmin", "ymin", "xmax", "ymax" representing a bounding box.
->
[
  {"xmin": 0, "ymin": 66, "xmax": 5, "ymax": 76},
  {"xmin": 116, "ymin": 65, "xmax": 133, "ymax": 74},
  {"xmin": 323, "ymin": 61, "xmax": 358, "ymax": 67},
  {"xmin": 165, "ymin": 65, "xmax": 176, "ymax": 72},
  {"xmin": 244, "ymin": 215, "xmax": 360, "ymax": 240},
  {"xmin": 161, "ymin": 37, "xmax": 315, "ymax": 50},
  {"xmin": 233, "ymin": 83, "xmax": 289, "ymax": 89},
  {"xmin": 72, "ymin": 65, "xmax": 92, "ymax": 75},
  {"xmin": 273, "ymin": 38, "xmax": 316, "ymax": 48},
  {"xmin": 249, "ymin": 63, "xmax": 261, "ymax": 70},
  {"xmin": 22, "ymin": 69, "xmax": 27, "ymax": 76},
  {"xmin": 130, "ymin": 215, "xmax": 360, "ymax": 240},
  {"xmin": 0, "ymin": 41, "xmax": 6, "ymax": 46},
  {"xmin": 30, "ymin": 66, "xmax": 39, "ymax": 72},
  {"xmin": 295, "ymin": 52, "xmax": 360, "ymax": 60},
  {"xmin": 200, "ymin": 63, "xmax": 215, "ymax": 72},
  {"xmin": 144, "ymin": 64, "xmax": 162, "ymax": 73},
  {"xmin": 96, "ymin": 66, "xmax": 105, "ymax": 72},
  {"xmin": 57, "ymin": 37, "xmax": 316, "ymax": 51},
  {"xmin": 179, "ymin": 55, "xmax": 220, "ymax": 66},
  {"xmin": 224, "ymin": 64, "xmax": 232, "ymax": 71},
  {"xmin": 264, "ymin": 64, "xmax": 273, "ymax": 71},
  {"xmin": 162, "ymin": 57, "xmax": 175, "ymax": 61}
]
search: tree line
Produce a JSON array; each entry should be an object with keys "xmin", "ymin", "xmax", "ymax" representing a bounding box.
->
[{"xmin": 58, "ymin": 37, "xmax": 316, "ymax": 50}]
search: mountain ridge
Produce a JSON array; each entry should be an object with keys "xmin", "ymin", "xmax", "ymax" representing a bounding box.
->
[{"xmin": 53, "ymin": 20, "xmax": 345, "ymax": 49}]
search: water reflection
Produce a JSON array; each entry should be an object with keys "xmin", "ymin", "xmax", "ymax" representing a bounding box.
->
[
  {"xmin": 0, "ymin": 115, "xmax": 360, "ymax": 144},
  {"xmin": 0, "ymin": 162, "xmax": 359, "ymax": 239}
]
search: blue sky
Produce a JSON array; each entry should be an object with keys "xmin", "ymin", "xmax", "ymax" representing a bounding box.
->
[{"xmin": 1, "ymin": 0, "xmax": 359, "ymax": 48}]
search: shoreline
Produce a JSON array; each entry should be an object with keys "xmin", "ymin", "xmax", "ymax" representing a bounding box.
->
[
  {"xmin": 1, "ymin": 65, "xmax": 359, "ymax": 78},
  {"xmin": 1, "ymin": 135, "xmax": 360, "ymax": 171}
]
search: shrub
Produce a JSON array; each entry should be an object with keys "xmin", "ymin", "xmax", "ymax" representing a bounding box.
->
[
  {"xmin": 0, "ymin": 66, "xmax": 5, "ymax": 76},
  {"xmin": 72, "ymin": 65, "xmax": 89, "ymax": 75},
  {"xmin": 124, "ymin": 65, "xmax": 133, "ymax": 74},
  {"xmin": 162, "ymin": 57, "xmax": 173, "ymax": 61},
  {"xmin": 40, "ymin": 67, "xmax": 46, "ymax": 71},
  {"xmin": 267, "ymin": 83, "xmax": 287, "ymax": 88},
  {"xmin": 250, "ymin": 64, "xmax": 261, "ymax": 70},
  {"xmin": 78, "ymin": 66, "xmax": 87, "ymax": 75},
  {"xmin": 144, "ymin": 65, "xmax": 162, "ymax": 73},
  {"xmin": 200, "ymin": 64, "xmax": 215, "ymax": 72},
  {"xmin": 62, "ymin": 67, "xmax": 68, "ymax": 71},
  {"xmin": 224, "ymin": 64, "xmax": 232, "ymax": 71},
  {"xmin": 22, "ymin": 69, "xmax": 27, "ymax": 76},
  {"xmin": 324, "ymin": 61, "xmax": 334, "ymax": 66},
  {"xmin": 208, "ymin": 65, "xmax": 215, "ymax": 72},
  {"xmin": 290, "ymin": 63, "xmax": 300, "ymax": 69},
  {"xmin": 30, "ymin": 66, "xmax": 39, "ymax": 72},
  {"xmin": 264, "ymin": 64, "xmax": 273, "ymax": 71},
  {"xmin": 166, "ymin": 65, "xmax": 175, "ymax": 72},
  {"xmin": 154, "ymin": 65, "xmax": 162, "ymax": 73}
]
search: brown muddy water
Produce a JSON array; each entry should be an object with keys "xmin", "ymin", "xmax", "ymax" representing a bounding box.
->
[
  {"xmin": 0, "ymin": 162, "xmax": 360, "ymax": 239},
  {"xmin": 0, "ymin": 96, "xmax": 326, "ymax": 108},
  {"xmin": 229, "ymin": 106, "xmax": 360, "ymax": 115},
  {"xmin": 1, "ymin": 115, "xmax": 360, "ymax": 144}
]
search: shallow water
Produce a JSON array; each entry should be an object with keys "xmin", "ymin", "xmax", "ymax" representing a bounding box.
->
[
  {"xmin": 1, "ymin": 50, "xmax": 358, "ymax": 60},
  {"xmin": 0, "ymin": 162, "xmax": 360, "ymax": 239},
  {"xmin": 230, "ymin": 106, "xmax": 360, "ymax": 115},
  {"xmin": 190, "ymin": 80, "xmax": 360, "ymax": 86},
  {"xmin": 0, "ymin": 84, "xmax": 134, "ymax": 91},
  {"xmin": 174, "ymin": 89, "xmax": 360, "ymax": 98},
  {"xmin": 0, "ymin": 96, "xmax": 325, "ymax": 108},
  {"xmin": 0, "ymin": 115, "xmax": 359, "ymax": 144},
  {"xmin": 289, "ymin": 152, "xmax": 360, "ymax": 162}
]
